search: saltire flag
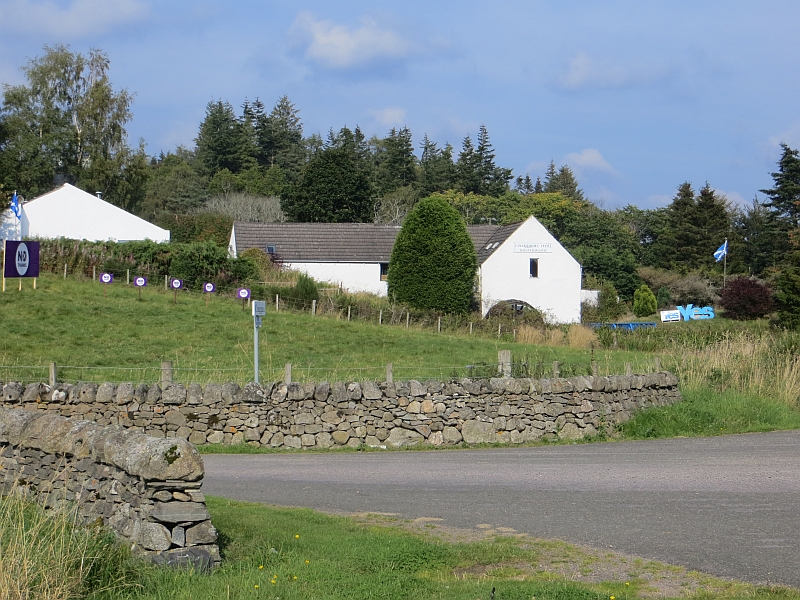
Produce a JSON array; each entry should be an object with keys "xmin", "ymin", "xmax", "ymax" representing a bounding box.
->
[
  {"xmin": 10, "ymin": 191, "xmax": 21, "ymax": 220},
  {"xmin": 714, "ymin": 239, "xmax": 728, "ymax": 262}
]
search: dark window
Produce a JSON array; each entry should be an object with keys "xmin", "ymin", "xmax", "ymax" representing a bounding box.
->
[
  {"xmin": 266, "ymin": 245, "xmax": 276, "ymax": 254},
  {"xmin": 380, "ymin": 263, "xmax": 389, "ymax": 281},
  {"xmin": 529, "ymin": 258, "xmax": 539, "ymax": 278}
]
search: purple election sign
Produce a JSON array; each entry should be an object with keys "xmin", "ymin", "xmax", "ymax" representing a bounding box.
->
[
  {"xmin": 237, "ymin": 288, "xmax": 251, "ymax": 299},
  {"xmin": 100, "ymin": 273, "xmax": 113, "ymax": 284},
  {"xmin": 203, "ymin": 282, "xmax": 216, "ymax": 293},
  {"xmin": 3, "ymin": 241, "xmax": 40, "ymax": 278},
  {"xmin": 133, "ymin": 276, "xmax": 147, "ymax": 287},
  {"xmin": 170, "ymin": 278, "xmax": 183, "ymax": 289}
]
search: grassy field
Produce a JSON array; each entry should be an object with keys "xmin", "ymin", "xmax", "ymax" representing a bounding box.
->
[
  {"xmin": 0, "ymin": 274, "xmax": 652, "ymax": 384},
  {"xmin": 3, "ymin": 494, "xmax": 797, "ymax": 600}
]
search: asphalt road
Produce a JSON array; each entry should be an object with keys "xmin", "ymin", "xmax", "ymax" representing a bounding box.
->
[{"xmin": 202, "ymin": 431, "xmax": 800, "ymax": 588}]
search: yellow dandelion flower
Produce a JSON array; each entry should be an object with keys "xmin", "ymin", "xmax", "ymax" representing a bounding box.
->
[
  {"xmin": 270, "ymin": 580, "xmax": 276, "ymax": 585},
  {"xmin": 305, "ymin": 559, "xmax": 310, "ymax": 564},
  {"xmin": 611, "ymin": 596, "xmax": 615, "ymax": 600},
  {"xmin": 295, "ymin": 534, "xmax": 300, "ymax": 539},
  {"xmin": 293, "ymin": 576, "xmax": 298, "ymax": 580},
  {"xmin": 259, "ymin": 565, "xmax": 263, "ymax": 570},
  {"xmin": 625, "ymin": 582, "xmax": 630, "ymax": 586},
  {"xmin": 254, "ymin": 585, "xmax": 259, "ymax": 589}
]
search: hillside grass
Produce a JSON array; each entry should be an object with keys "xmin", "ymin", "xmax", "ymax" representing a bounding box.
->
[{"xmin": 0, "ymin": 274, "xmax": 651, "ymax": 384}]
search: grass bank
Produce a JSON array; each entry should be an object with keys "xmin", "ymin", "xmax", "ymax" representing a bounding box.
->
[{"xmin": 2, "ymin": 494, "xmax": 789, "ymax": 600}]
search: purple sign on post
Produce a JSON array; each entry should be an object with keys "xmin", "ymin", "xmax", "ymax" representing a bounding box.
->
[
  {"xmin": 133, "ymin": 276, "xmax": 147, "ymax": 287},
  {"xmin": 237, "ymin": 288, "xmax": 251, "ymax": 300},
  {"xmin": 170, "ymin": 278, "xmax": 183, "ymax": 289},
  {"xmin": 100, "ymin": 273, "xmax": 113, "ymax": 284},
  {"xmin": 203, "ymin": 282, "xmax": 216, "ymax": 293},
  {"xmin": 3, "ymin": 241, "xmax": 40, "ymax": 278}
]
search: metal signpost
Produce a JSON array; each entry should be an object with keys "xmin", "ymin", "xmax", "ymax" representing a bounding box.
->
[{"xmin": 252, "ymin": 300, "xmax": 266, "ymax": 384}]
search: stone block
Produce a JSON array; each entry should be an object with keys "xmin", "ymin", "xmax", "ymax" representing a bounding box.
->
[
  {"xmin": 284, "ymin": 435, "xmax": 301, "ymax": 448},
  {"xmin": 206, "ymin": 431, "xmax": 224, "ymax": 444},
  {"xmin": 301, "ymin": 434, "xmax": 316, "ymax": 446},
  {"xmin": 162, "ymin": 384, "xmax": 186, "ymax": 405},
  {"xmin": 171, "ymin": 526, "xmax": 186, "ymax": 547},
  {"xmin": 294, "ymin": 412, "xmax": 315, "ymax": 425},
  {"xmin": 203, "ymin": 384, "xmax": 222, "ymax": 405},
  {"xmin": 188, "ymin": 432, "xmax": 207, "ymax": 446},
  {"xmin": 315, "ymin": 432, "xmax": 333, "ymax": 448},
  {"xmin": 461, "ymin": 420, "xmax": 495, "ymax": 444},
  {"xmin": 347, "ymin": 382, "xmax": 362, "ymax": 400},
  {"xmin": 407, "ymin": 400, "xmax": 421, "ymax": 414},
  {"xmin": 287, "ymin": 383, "xmax": 305, "ymax": 400},
  {"xmin": 314, "ymin": 381, "xmax": 330, "ymax": 401},
  {"xmin": 558, "ymin": 422, "xmax": 583, "ymax": 441},
  {"xmin": 409, "ymin": 380, "xmax": 426, "ymax": 397},
  {"xmin": 386, "ymin": 427, "xmax": 423, "ymax": 447},
  {"xmin": 221, "ymin": 382, "xmax": 240, "ymax": 405},
  {"xmin": 165, "ymin": 410, "xmax": 187, "ymax": 427},
  {"xmin": 185, "ymin": 520, "xmax": 217, "ymax": 545},
  {"xmin": 116, "ymin": 383, "xmax": 134, "ymax": 405},
  {"xmin": 442, "ymin": 426, "xmax": 462, "ymax": 444},
  {"xmin": 175, "ymin": 426, "xmax": 192, "ymax": 440},
  {"xmin": 420, "ymin": 399, "xmax": 435, "ymax": 414},
  {"xmin": 331, "ymin": 430, "xmax": 350, "ymax": 445},
  {"xmin": 362, "ymin": 381, "xmax": 382, "ymax": 400},
  {"xmin": 428, "ymin": 431, "xmax": 444, "ymax": 445},
  {"xmin": 270, "ymin": 432, "xmax": 285, "ymax": 447},
  {"xmin": 151, "ymin": 502, "xmax": 210, "ymax": 524}
]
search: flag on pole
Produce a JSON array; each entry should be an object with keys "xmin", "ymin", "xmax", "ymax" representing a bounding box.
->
[
  {"xmin": 713, "ymin": 239, "xmax": 728, "ymax": 262},
  {"xmin": 10, "ymin": 191, "xmax": 21, "ymax": 220}
]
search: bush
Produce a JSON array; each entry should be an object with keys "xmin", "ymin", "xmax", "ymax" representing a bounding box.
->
[
  {"xmin": 719, "ymin": 277, "xmax": 773, "ymax": 320},
  {"xmin": 633, "ymin": 284, "xmax": 658, "ymax": 317},
  {"xmin": 597, "ymin": 281, "xmax": 626, "ymax": 322},
  {"xmin": 387, "ymin": 195, "xmax": 477, "ymax": 313},
  {"xmin": 290, "ymin": 273, "xmax": 319, "ymax": 302},
  {"xmin": 776, "ymin": 266, "xmax": 800, "ymax": 328},
  {"xmin": 670, "ymin": 274, "xmax": 719, "ymax": 306}
]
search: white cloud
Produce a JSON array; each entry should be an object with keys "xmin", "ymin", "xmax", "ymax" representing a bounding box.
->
[
  {"xmin": 714, "ymin": 189, "xmax": 748, "ymax": 208},
  {"xmin": 767, "ymin": 121, "xmax": 800, "ymax": 150},
  {"xmin": 290, "ymin": 12, "xmax": 412, "ymax": 70},
  {"xmin": 0, "ymin": 0, "xmax": 148, "ymax": 36},
  {"xmin": 563, "ymin": 148, "xmax": 616, "ymax": 175},
  {"xmin": 558, "ymin": 52, "xmax": 665, "ymax": 91},
  {"xmin": 370, "ymin": 106, "xmax": 407, "ymax": 128}
]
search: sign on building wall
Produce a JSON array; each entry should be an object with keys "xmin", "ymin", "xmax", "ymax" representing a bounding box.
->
[
  {"xmin": 513, "ymin": 242, "xmax": 553, "ymax": 253},
  {"xmin": 3, "ymin": 241, "xmax": 40, "ymax": 278}
]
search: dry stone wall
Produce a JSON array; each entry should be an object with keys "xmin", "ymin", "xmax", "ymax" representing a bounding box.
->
[
  {"xmin": 1, "ymin": 372, "xmax": 681, "ymax": 449},
  {"xmin": 0, "ymin": 407, "xmax": 219, "ymax": 570}
]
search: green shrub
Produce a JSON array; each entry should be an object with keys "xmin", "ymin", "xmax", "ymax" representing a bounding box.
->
[
  {"xmin": 776, "ymin": 264, "xmax": 800, "ymax": 329},
  {"xmin": 597, "ymin": 281, "xmax": 626, "ymax": 322},
  {"xmin": 290, "ymin": 273, "xmax": 320, "ymax": 302},
  {"xmin": 633, "ymin": 284, "xmax": 657, "ymax": 317},
  {"xmin": 387, "ymin": 195, "xmax": 477, "ymax": 314},
  {"xmin": 656, "ymin": 285, "xmax": 671, "ymax": 308}
]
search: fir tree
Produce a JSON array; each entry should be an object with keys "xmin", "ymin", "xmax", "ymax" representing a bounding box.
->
[
  {"xmin": 419, "ymin": 135, "xmax": 456, "ymax": 196},
  {"xmin": 761, "ymin": 143, "xmax": 800, "ymax": 228}
]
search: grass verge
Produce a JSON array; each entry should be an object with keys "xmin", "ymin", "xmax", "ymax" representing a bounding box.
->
[{"xmin": 86, "ymin": 497, "xmax": 799, "ymax": 600}]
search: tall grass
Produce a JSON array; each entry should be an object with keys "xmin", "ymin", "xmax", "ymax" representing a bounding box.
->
[
  {"xmin": 0, "ymin": 494, "xmax": 133, "ymax": 600},
  {"xmin": 663, "ymin": 332, "xmax": 800, "ymax": 408}
]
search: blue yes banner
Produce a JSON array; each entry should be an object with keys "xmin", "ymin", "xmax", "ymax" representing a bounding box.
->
[{"xmin": 3, "ymin": 241, "xmax": 40, "ymax": 278}]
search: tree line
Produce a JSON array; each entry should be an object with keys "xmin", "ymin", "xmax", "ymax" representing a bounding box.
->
[{"xmin": 3, "ymin": 46, "xmax": 800, "ymax": 323}]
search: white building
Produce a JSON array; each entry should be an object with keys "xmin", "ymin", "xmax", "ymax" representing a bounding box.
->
[
  {"xmin": 229, "ymin": 216, "xmax": 582, "ymax": 323},
  {"xmin": 0, "ymin": 183, "xmax": 169, "ymax": 242}
]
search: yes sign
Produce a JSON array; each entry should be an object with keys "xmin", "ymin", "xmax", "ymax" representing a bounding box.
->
[{"xmin": 677, "ymin": 304, "xmax": 715, "ymax": 320}]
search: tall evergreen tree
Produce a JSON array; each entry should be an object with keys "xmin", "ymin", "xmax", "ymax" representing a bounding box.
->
[
  {"xmin": 475, "ymin": 125, "xmax": 512, "ymax": 196},
  {"xmin": 282, "ymin": 126, "xmax": 373, "ymax": 222},
  {"xmin": 544, "ymin": 162, "xmax": 585, "ymax": 202},
  {"xmin": 514, "ymin": 174, "xmax": 535, "ymax": 194},
  {"xmin": 419, "ymin": 135, "xmax": 456, "ymax": 196},
  {"xmin": 194, "ymin": 100, "xmax": 255, "ymax": 176},
  {"xmin": 693, "ymin": 183, "xmax": 730, "ymax": 268},
  {"xmin": 374, "ymin": 127, "xmax": 417, "ymax": 196},
  {"xmin": 761, "ymin": 143, "xmax": 800, "ymax": 229},
  {"xmin": 731, "ymin": 198, "xmax": 790, "ymax": 275},
  {"xmin": 455, "ymin": 134, "xmax": 483, "ymax": 195},
  {"xmin": 254, "ymin": 96, "xmax": 305, "ymax": 183}
]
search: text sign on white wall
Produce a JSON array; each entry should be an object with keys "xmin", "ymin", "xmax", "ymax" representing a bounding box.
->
[{"xmin": 513, "ymin": 242, "xmax": 553, "ymax": 253}]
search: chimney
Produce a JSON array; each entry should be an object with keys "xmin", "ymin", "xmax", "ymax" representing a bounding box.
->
[{"xmin": 96, "ymin": 191, "xmax": 102, "ymax": 199}]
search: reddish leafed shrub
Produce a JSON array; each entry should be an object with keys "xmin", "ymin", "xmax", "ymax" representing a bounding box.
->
[{"xmin": 719, "ymin": 277, "xmax": 773, "ymax": 320}]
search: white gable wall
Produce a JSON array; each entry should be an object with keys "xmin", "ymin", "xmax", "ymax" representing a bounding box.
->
[
  {"xmin": 1, "ymin": 184, "xmax": 169, "ymax": 242},
  {"xmin": 479, "ymin": 217, "xmax": 581, "ymax": 323},
  {"xmin": 286, "ymin": 262, "xmax": 388, "ymax": 296}
]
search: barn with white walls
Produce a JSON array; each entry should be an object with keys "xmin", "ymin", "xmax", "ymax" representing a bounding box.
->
[
  {"xmin": 230, "ymin": 217, "xmax": 582, "ymax": 323},
  {"xmin": 0, "ymin": 184, "xmax": 169, "ymax": 243}
]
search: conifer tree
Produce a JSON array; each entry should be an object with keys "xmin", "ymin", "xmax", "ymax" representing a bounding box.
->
[
  {"xmin": 419, "ymin": 135, "xmax": 456, "ymax": 196},
  {"xmin": 195, "ymin": 100, "xmax": 255, "ymax": 176},
  {"xmin": 761, "ymin": 143, "xmax": 800, "ymax": 228}
]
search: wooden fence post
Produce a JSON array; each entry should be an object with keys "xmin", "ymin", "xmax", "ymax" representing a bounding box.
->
[
  {"xmin": 126, "ymin": 269, "xmax": 130, "ymax": 285},
  {"xmin": 654, "ymin": 356, "xmax": 661, "ymax": 372},
  {"xmin": 592, "ymin": 361, "xmax": 599, "ymax": 378},
  {"xmin": 347, "ymin": 305, "xmax": 351, "ymax": 321},
  {"xmin": 92, "ymin": 266, "xmax": 96, "ymax": 281},
  {"xmin": 406, "ymin": 312, "xmax": 409, "ymax": 328},
  {"xmin": 469, "ymin": 322, "xmax": 473, "ymax": 335},
  {"xmin": 553, "ymin": 361, "xmax": 560, "ymax": 378},
  {"xmin": 161, "ymin": 361, "xmax": 173, "ymax": 385},
  {"xmin": 49, "ymin": 362, "xmax": 57, "ymax": 388},
  {"xmin": 312, "ymin": 299, "xmax": 316, "ymax": 316},
  {"xmin": 386, "ymin": 362, "xmax": 393, "ymax": 384},
  {"xmin": 276, "ymin": 294, "xmax": 280, "ymax": 312},
  {"xmin": 498, "ymin": 350, "xmax": 512, "ymax": 377},
  {"xmin": 438, "ymin": 317, "xmax": 441, "ymax": 333},
  {"xmin": 379, "ymin": 309, "xmax": 382, "ymax": 325},
  {"xmin": 625, "ymin": 362, "xmax": 632, "ymax": 376},
  {"xmin": 63, "ymin": 264, "xmax": 67, "ymax": 278},
  {"xmin": 285, "ymin": 363, "xmax": 292, "ymax": 384}
]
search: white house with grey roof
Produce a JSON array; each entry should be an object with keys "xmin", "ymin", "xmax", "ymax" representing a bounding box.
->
[{"xmin": 229, "ymin": 216, "xmax": 582, "ymax": 323}]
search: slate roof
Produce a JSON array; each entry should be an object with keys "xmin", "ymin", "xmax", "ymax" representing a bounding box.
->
[{"xmin": 232, "ymin": 221, "xmax": 523, "ymax": 264}]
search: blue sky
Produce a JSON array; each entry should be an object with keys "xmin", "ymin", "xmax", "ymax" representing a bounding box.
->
[{"xmin": 2, "ymin": 0, "xmax": 799, "ymax": 209}]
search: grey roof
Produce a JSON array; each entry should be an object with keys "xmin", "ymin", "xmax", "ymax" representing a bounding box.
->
[{"xmin": 232, "ymin": 221, "xmax": 524, "ymax": 264}]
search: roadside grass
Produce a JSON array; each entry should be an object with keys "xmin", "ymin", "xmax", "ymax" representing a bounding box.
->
[
  {"xmin": 621, "ymin": 386, "xmax": 800, "ymax": 440},
  {"xmin": 88, "ymin": 497, "xmax": 799, "ymax": 600}
]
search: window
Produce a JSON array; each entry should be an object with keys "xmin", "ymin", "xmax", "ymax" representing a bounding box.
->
[
  {"xmin": 380, "ymin": 263, "xmax": 389, "ymax": 281},
  {"xmin": 529, "ymin": 258, "xmax": 539, "ymax": 278},
  {"xmin": 266, "ymin": 244, "xmax": 276, "ymax": 255}
]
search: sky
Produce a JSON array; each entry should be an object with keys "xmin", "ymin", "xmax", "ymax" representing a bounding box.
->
[{"xmin": 1, "ymin": 0, "xmax": 799, "ymax": 209}]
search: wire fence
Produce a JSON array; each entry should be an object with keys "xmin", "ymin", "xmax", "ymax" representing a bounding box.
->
[{"xmin": 0, "ymin": 353, "xmax": 661, "ymax": 386}]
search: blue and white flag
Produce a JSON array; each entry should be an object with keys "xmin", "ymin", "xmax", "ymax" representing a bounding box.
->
[
  {"xmin": 713, "ymin": 239, "xmax": 728, "ymax": 262},
  {"xmin": 10, "ymin": 191, "xmax": 21, "ymax": 220}
]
